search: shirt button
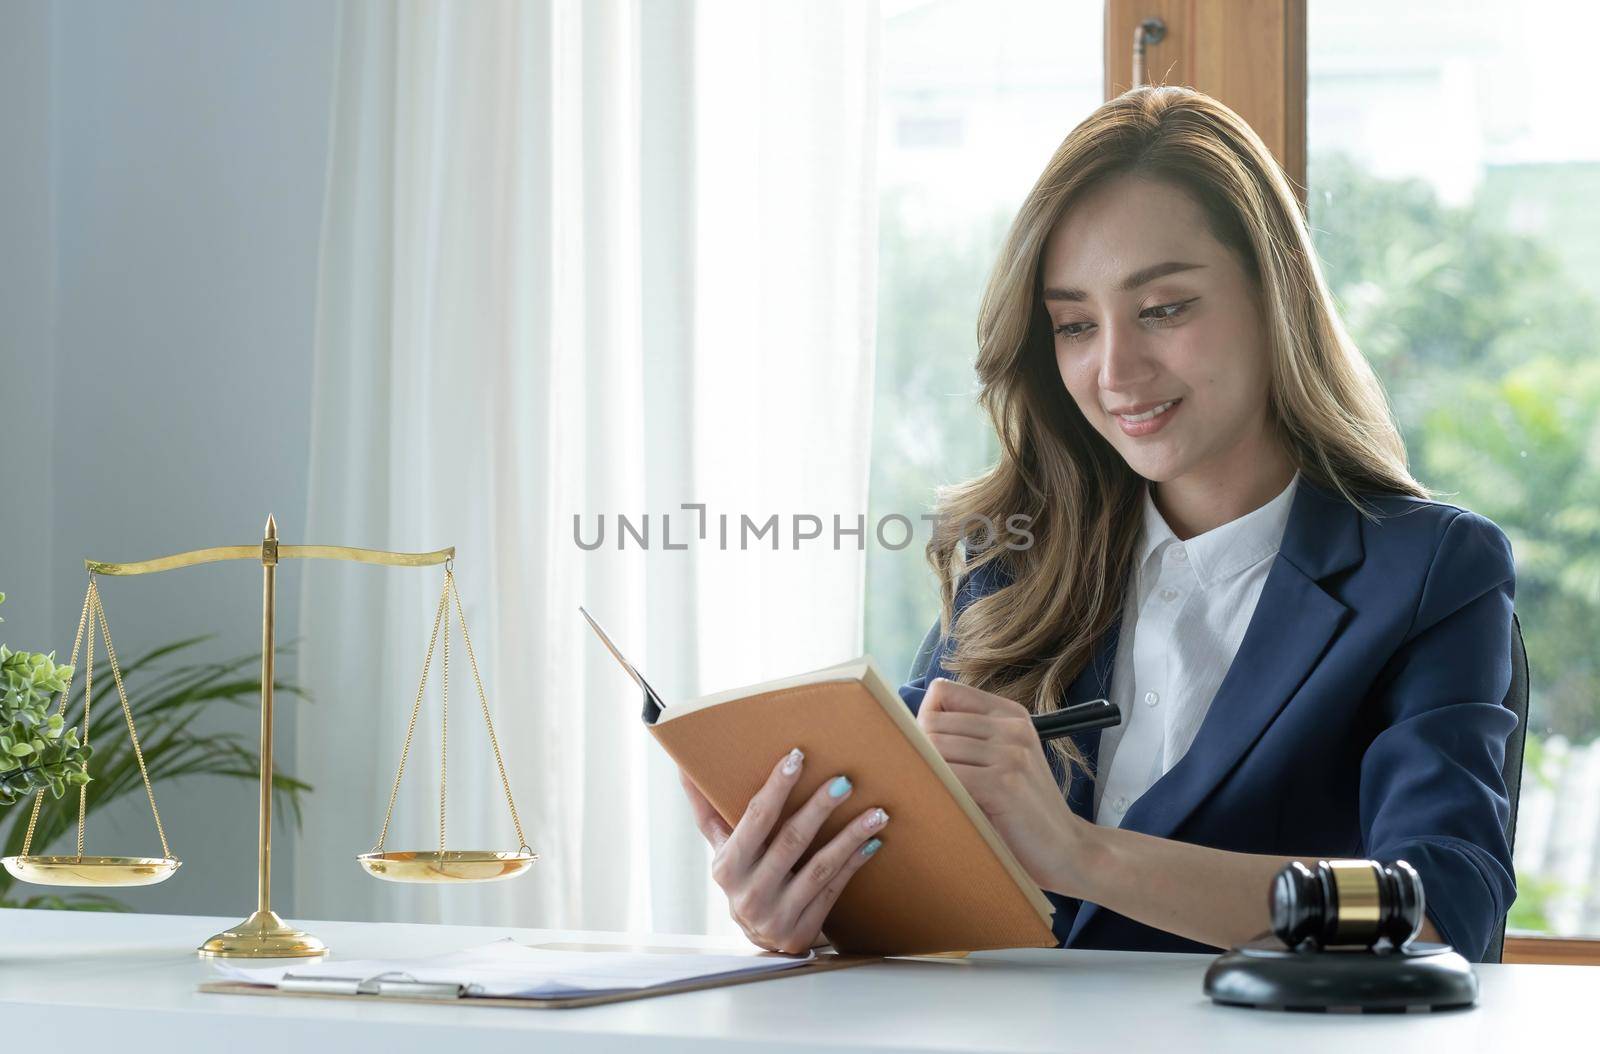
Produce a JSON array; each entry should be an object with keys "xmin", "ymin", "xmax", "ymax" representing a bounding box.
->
[
  {"xmin": 1159, "ymin": 587, "xmax": 1178, "ymax": 602},
  {"xmin": 1144, "ymin": 690, "xmax": 1160, "ymax": 707},
  {"xmin": 1113, "ymin": 796, "xmax": 1128, "ymax": 812},
  {"xmin": 1171, "ymin": 547, "xmax": 1188, "ymax": 563}
]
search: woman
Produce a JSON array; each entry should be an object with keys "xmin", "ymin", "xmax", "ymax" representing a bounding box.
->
[{"xmin": 677, "ymin": 85, "xmax": 1518, "ymax": 961}]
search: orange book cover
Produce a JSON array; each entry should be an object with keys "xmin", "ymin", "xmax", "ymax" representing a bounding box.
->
[{"xmin": 582, "ymin": 609, "xmax": 1058, "ymax": 956}]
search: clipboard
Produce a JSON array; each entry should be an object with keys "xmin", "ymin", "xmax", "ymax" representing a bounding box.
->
[{"xmin": 197, "ymin": 941, "xmax": 879, "ymax": 1010}]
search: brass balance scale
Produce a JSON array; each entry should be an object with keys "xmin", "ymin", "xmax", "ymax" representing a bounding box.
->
[{"xmin": 0, "ymin": 516, "xmax": 535, "ymax": 958}]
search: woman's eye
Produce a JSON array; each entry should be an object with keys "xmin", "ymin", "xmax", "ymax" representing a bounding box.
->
[
  {"xmin": 1052, "ymin": 298, "xmax": 1197, "ymax": 343},
  {"xmin": 1141, "ymin": 297, "xmax": 1198, "ymax": 324}
]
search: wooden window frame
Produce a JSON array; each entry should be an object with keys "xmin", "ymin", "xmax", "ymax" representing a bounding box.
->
[
  {"xmin": 1503, "ymin": 936, "xmax": 1600, "ymax": 966},
  {"xmin": 1104, "ymin": 0, "xmax": 1306, "ymax": 210},
  {"xmin": 1103, "ymin": 0, "xmax": 1599, "ymax": 968}
]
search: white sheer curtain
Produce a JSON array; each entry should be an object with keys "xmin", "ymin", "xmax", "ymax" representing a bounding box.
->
[{"xmin": 295, "ymin": 0, "xmax": 881, "ymax": 938}]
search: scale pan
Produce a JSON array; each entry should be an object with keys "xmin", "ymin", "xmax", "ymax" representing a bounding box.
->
[
  {"xmin": 356, "ymin": 849, "xmax": 537, "ymax": 884},
  {"xmin": 1, "ymin": 855, "xmax": 181, "ymax": 887}
]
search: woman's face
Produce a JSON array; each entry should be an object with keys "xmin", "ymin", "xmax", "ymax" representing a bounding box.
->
[{"xmin": 1040, "ymin": 175, "xmax": 1276, "ymax": 487}]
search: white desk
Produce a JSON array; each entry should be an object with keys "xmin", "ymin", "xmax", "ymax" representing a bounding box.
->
[{"xmin": 0, "ymin": 908, "xmax": 1588, "ymax": 1052}]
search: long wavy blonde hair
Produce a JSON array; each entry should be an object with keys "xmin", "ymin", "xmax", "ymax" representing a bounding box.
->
[{"xmin": 928, "ymin": 86, "xmax": 1426, "ymax": 756}]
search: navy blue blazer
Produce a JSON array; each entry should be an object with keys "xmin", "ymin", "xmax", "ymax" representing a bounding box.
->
[{"xmin": 898, "ymin": 478, "xmax": 1519, "ymax": 961}]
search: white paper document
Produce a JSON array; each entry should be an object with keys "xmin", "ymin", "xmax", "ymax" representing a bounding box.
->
[{"xmin": 212, "ymin": 937, "xmax": 816, "ymax": 999}]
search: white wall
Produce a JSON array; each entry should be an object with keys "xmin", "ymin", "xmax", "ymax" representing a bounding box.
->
[
  {"xmin": 0, "ymin": 0, "xmax": 57, "ymax": 652},
  {"xmin": 0, "ymin": 0, "xmax": 337, "ymax": 919}
]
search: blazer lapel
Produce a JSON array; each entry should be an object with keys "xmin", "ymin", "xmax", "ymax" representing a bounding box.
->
[
  {"xmin": 1066, "ymin": 479, "xmax": 1363, "ymax": 945},
  {"xmin": 1057, "ymin": 620, "xmax": 1120, "ymax": 822}
]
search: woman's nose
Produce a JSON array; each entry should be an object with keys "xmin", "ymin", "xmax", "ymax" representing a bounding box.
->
[{"xmin": 1097, "ymin": 321, "xmax": 1160, "ymax": 394}]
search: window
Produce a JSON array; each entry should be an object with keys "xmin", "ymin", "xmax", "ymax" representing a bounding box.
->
[
  {"xmin": 867, "ymin": 0, "xmax": 1598, "ymax": 947},
  {"xmin": 1309, "ymin": 0, "xmax": 1600, "ymax": 937},
  {"xmin": 867, "ymin": 0, "xmax": 1104, "ymax": 681}
]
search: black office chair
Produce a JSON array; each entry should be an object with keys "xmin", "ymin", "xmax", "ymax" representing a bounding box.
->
[{"xmin": 905, "ymin": 612, "xmax": 1531, "ymax": 962}]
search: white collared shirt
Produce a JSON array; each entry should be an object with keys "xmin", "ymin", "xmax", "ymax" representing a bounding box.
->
[{"xmin": 1093, "ymin": 472, "xmax": 1300, "ymax": 827}]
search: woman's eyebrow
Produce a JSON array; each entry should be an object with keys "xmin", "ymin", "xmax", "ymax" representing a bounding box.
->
[{"xmin": 1042, "ymin": 261, "xmax": 1206, "ymax": 302}]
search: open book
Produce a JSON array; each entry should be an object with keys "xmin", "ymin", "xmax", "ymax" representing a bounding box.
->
[{"xmin": 582, "ymin": 609, "xmax": 1058, "ymax": 956}]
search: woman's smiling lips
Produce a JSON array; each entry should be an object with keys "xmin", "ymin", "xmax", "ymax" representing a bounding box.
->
[{"xmin": 1108, "ymin": 397, "xmax": 1182, "ymax": 437}]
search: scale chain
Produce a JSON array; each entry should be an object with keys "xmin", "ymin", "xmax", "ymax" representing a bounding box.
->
[
  {"xmin": 21, "ymin": 583, "xmax": 92, "ymax": 857},
  {"xmin": 75, "ymin": 585, "xmax": 95, "ymax": 858},
  {"xmin": 371, "ymin": 566, "xmax": 530, "ymax": 857},
  {"xmin": 92, "ymin": 582, "xmax": 173, "ymax": 859},
  {"xmin": 373, "ymin": 573, "xmax": 452, "ymax": 853},
  {"xmin": 450, "ymin": 573, "xmax": 529, "ymax": 851}
]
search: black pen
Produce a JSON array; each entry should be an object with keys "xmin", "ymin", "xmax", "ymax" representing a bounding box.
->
[{"xmin": 1031, "ymin": 698, "xmax": 1121, "ymax": 741}]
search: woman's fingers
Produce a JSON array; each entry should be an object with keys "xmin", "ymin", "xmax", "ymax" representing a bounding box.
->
[
  {"xmin": 750, "ymin": 771, "xmax": 859, "ymax": 886},
  {"xmin": 921, "ymin": 677, "xmax": 994, "ymax": 714},
  {"xmin": 919, "ymin": 709, "xmax": 997, "ymax": 741},
  {"xmin": 778, "ymin": 804, "xmax": 889, "ymax": 919},
  {"xmin": 713, "ymin": 747, "xmax": 807, "ymax": 886},
  {"xmin": 925, "ymin": 731, "xmax": 996, "ymax": 766},
  {"xmin": 921, "ymin": 677, "xmax": 1028, "ymax": 718},
  {"xmin": 678, "ymin": 769, "xmax": 733, "ymax": 850},
  {"xmin": 686, "ymin": 749, "xmax": 885, "ymax": 956},
  {"xmin": 785, "ymin": 830, "xmax": 887, "ymax": 952}
]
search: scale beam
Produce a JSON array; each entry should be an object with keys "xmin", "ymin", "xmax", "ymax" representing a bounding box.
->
[
  {"xmin": 86, "ymin": 543, "xmax": 456, "ymax": 577},
  {"xmin": 72, "ymin": 516, "xmax": 459, "ymax": 960}
]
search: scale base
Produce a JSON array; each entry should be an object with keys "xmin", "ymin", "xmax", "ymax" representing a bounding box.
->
[
  {"xmin": 1204, "ymin": 937, "xmax": 1477, "ymax": 1012},
  {"xmin": 198, "ymin": 909, "xmax": 327, "ymax": 959}
]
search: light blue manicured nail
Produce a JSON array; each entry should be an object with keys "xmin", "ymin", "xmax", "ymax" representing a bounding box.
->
[
  {"xmin": 862, "ymin": 838, "xmax": 882, "ymax": 857},
  {"xmin": 828, "ymin": 776, "xmax": 852, "ymax": 799}
]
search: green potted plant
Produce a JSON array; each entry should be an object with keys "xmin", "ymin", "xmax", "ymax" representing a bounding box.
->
[{"xmin": 0, "ymin": 592, "xmax": 91, "ymax": 808}]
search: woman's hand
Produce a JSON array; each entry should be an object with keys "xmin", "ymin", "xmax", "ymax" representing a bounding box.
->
[
  {"xmin": 916, "ymin": 677, "xmax": 1084, "ymax": 892},
  {"xmin": 678, "ymin": 749, "xmax": 890, "ymax": 954}
]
